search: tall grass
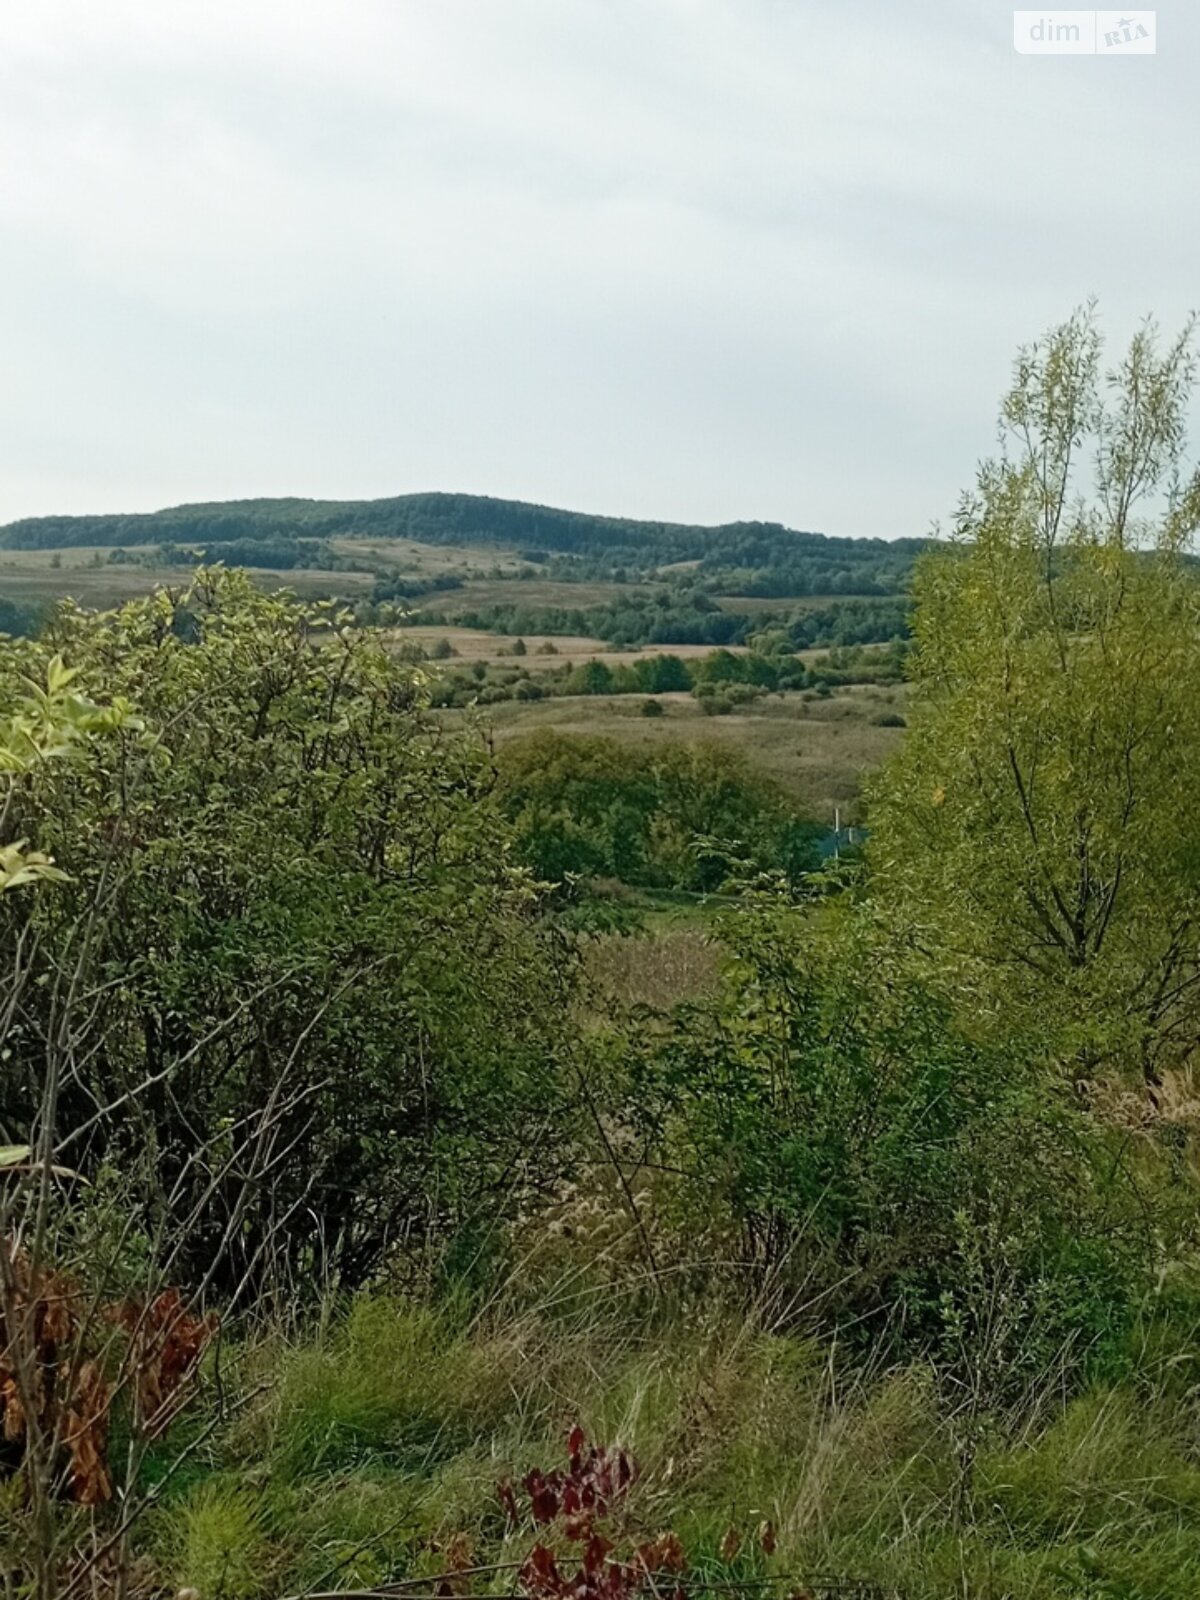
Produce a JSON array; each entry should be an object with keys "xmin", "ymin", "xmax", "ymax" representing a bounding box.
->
[{"xmin": 147, "ymin": 1291, "xmax": 1200, "ymax": 1600}]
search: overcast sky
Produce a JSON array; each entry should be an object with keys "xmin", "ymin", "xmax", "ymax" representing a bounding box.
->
[{"xmin": 0, "ymin": 1, "xmax": 1194, "ymax": 539}]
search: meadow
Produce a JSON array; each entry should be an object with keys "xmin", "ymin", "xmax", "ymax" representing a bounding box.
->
[
  {"xmin": 389, "ymin": 625, "xmax": 745, "ymax": 669},
  {"xmin": 0, "ymin": 544, "xmax": 376, "ymax": 606},
  {"xmin": 457, "ymin": 684, "xmax": 906, "ymax": 819}
]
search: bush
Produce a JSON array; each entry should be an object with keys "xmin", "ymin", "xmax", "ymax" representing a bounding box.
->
[
  {"xmin": 4, "ymin": 570, "xmax": 576, "ymax": 1292},
  {"xmin": 630, "ymin": 904, "xmax": 1167, "ymax": 1385},
  {"xmin": 495, "ymin": 731, "xmax": 822, "ymax": 892}
]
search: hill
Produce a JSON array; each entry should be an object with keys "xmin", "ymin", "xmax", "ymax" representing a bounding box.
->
[{"xmin": 0, "ymin": 491, "xmax": 928, "ymax": 591}]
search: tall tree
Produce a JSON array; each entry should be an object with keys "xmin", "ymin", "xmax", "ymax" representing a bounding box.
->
[{"xmin": 868, "ymin": 306, "xmax": 1200, "ymax": 1078}]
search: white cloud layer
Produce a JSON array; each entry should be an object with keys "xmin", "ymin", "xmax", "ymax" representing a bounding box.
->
[{"xmin": 0, "ymin": 0, "xmax": 1194, "ymax": 536}]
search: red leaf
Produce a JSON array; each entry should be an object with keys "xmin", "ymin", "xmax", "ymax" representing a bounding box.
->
[
  {"xmin": 520, "ymin": 1544, "xmax": 564, "ymax": 1599},
  {"xmin": 524, "ymin": 1469, "xmax": 560, "ymax": 1525},
  {"xmin": 583, "ymin": 1534, "xmax": 614, "ymax": 1575}
]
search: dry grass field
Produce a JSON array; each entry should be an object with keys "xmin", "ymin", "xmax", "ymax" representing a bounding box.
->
[
  {"xmin": 326, "ymin": 534, "xmax": 526, "ymax": 575},
  {"xmin": 0, "ymin": 547, "xmax": 375, "ymax": 608},
  {"xmin": 0, "ymin": 541, "xmax": 626, "ymax": 614},
  {"xmin": 442, "ymin": 683, "xmax": 908, "ymax": 820},
  {"xmin": 390, "ymin": 624, "xmax": 750, "ymax": 669},
  {"xmin": 584, "ymin": 921, "xmax": 723, "ymax": 1008}
]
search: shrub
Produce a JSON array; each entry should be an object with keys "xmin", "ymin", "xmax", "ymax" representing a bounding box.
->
[
  {"xmin": 4, "ymin": 571, "xmax": 575, "ymax": 1293},
  {"xmin": 630, "ymin": 905, "xmax": 1165, "ymax": 1385},
  {"xmin": 495, "ymin": 732, "xmax": 821, "ymax": 892}
]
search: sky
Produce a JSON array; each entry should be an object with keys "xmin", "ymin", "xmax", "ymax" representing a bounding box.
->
[{"xmin": 0, "ymin": 0, "xmax": 1194, "ymax": 540}]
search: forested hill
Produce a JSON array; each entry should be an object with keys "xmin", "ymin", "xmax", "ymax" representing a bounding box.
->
[{"xmin": 0, "ymin": 491, "xmax": 928, "ymax": 585}]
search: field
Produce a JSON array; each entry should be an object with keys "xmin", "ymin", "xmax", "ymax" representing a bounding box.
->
[
  {"xmin": 0, "ymin": 541, "xmax": 906, "ymax": 825},
  {"xmin": 392, "ymin": 623, "xmax": 751, "ymax": 669},
  {"xmin": 417, "ymin": 575, "xmax": 629, "ymax": 609},
  {"xmin": 0, "ymin": 543, "xmax": 630, "ymax": 615},
  {"xmin": 0, "ymin": 544, "xmax": 905, "ymax": 822},
  {"xmin": 444, "ymin": 683, "xmax": 907, "ymax": 819},
  {"xmin": 0, "ymin": 546, "xmax": 376, "ymax": 607},
  {"xmin": 326, "ymin": 534, "xmax": 529, "ymax": 575}
]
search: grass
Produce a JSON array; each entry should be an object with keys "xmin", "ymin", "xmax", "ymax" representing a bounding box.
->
[
  {"xmin": 584, "ymin": 920, "xmax": 723, "ymax": 1009},
  {"xmin": 446, "ymin": 686, "xmax": 908, "ymax": 820},
  {"xmin": 145, "ymin": 1295, "xmax": 1200, "ymax": 1600},
  {"xmin": 390, "ymin": 625, "xmax": 749, "ymax": 671},
  {"xmin": 326, "ymin": 536, "xmax": 532, "ymax": 576},
  {"xmin": 0, "ymin": 547, "xmax": 374, "ymax": 607},
  {"xmin": 166, "ymin": 1482, "xmax": 271, "ymax": 1600}
]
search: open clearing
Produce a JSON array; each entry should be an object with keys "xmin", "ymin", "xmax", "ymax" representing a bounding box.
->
[
  {"xmin": 326, "ymin": 535, "xmax": 529, "ymax": 575},
  {"xmin": 390, "ymin": 624, "xmax": 750, "ymax": 669},
  {"xmin": 0, "ymin": 548, "xmax": 374, "ymax": 608},
  {"xmin": 416, "ymin": 576, "xmax": 629, "ymax": 610},
  {"xmin": 440, "ymin": 683, "xmax": 907, "ymax": 819}
]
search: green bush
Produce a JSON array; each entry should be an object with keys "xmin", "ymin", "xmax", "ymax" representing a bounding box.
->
[
  {"xmin": 630, "ymin": 904, "xmax": 1168, "ymax": 1383},
  {"xmin": 2, "ymin": 571, "xmax": 576, "ymax": 1292},
  {"xmin": 495, "ymin": 731, "xmax": 821, "ymax": 892}
]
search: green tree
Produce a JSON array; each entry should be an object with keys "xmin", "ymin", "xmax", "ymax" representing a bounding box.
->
[
  {"xmin": 868, "ymin": 307, "xmax": 1200, "ymax": 1077},
  {"xmin": 630, "ymin": 899, "xmax": 1158, "ymax": 1384},
  {"xmin": 567, "ymin": 659, "xmax": 615, "ymax": 695},
  {"xmin": 0, "ymin": 651, "xmax": 132, "ymax": 891},
  {"xmin": 495, "ymin": 731, "xmax": 820, "ymax": 893},
  {"xmin": 632, "ymin": 654, "xmax": 693, "ymax": 693}
]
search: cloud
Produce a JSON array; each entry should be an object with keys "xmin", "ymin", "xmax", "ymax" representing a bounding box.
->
[{"xmin": 0, "ymin": 0, "xmax": 1194, "ymax": 535}]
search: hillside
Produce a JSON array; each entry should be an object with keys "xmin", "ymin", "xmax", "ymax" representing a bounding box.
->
[
  {"xmin": 0, "ymin": 495, "xmax": 917, "ymax": 828},
  {"xmin": 0, "ymin": 491, "xmax": 928, "ymax": 589}
]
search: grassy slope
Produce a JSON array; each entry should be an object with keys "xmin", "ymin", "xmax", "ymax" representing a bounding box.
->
[
  {"xmin": 153, "ymin": 1297, "xmax": 1200, "ymax": 1600},
  {"xmin": 394, "ymin": 625, "xmax": 752, "ymax": 667}
]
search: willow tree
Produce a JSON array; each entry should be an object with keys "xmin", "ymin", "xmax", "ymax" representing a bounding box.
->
[{"xmin": 868, "ymin": 307, "xmax": 1200, "ymax": 1078}]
